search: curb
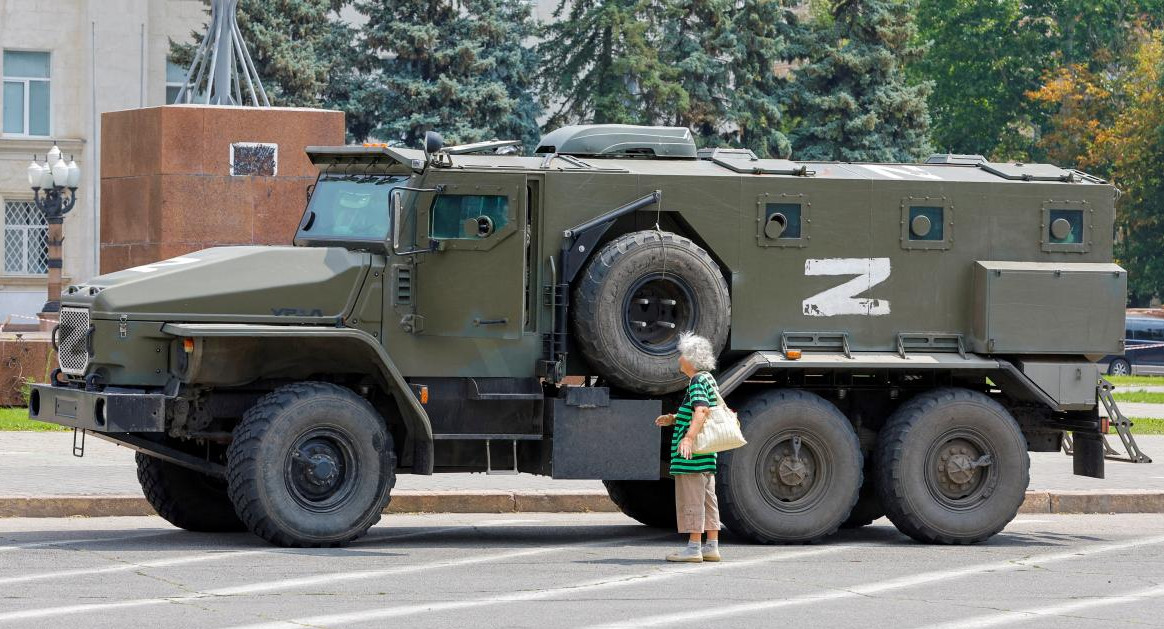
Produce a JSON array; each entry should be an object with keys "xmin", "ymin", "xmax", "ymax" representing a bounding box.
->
[{"xmin": 2, "ymin": 490, "xmax": 1164, "ymax": 519}]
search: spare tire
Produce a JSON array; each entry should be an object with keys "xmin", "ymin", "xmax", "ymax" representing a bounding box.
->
[{"xmin": 573, "ymin": 230, "xmax": 730, "ymax": 394}]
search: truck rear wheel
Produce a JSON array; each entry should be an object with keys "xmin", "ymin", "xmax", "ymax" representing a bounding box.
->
[
  {"xmin": 573, "ymin": 230, "xmax": 730, "ymax": 395},
  {"xmin": 718, "ymin": 390, "xmax": 862, "ymax": 543},
  {"xmin": 226, "ymin": 382, "xmax": 396, "ymax": 547},
  {"xmin": 136, "ymin": 453, "xmax": 246, "ymax": 532},
  {"xmin": 875, "ymin": 388, "xmax": 1029, "ymax": 544},
  {"xmin": 602, "ymin": 479, "xmax": 676, "ymax": 528}
]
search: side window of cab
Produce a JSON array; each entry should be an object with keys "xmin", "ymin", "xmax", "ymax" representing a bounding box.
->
[{"xmin": 431, "ymin": 194, "xmax": 509, "ymax": 240}]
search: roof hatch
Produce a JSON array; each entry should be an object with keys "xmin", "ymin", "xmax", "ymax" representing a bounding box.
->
[{"xmin": 535, "ymin": 125, "xmax": 697, "ymax": 159}]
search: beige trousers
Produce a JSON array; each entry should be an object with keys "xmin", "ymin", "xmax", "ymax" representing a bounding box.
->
[{"xmin": 674, "ymin": 472, "xmax": 720, "ymax": 534}]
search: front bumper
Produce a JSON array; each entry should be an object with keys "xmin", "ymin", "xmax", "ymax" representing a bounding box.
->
[{"xmin": 28, "ymin": 383, "xmax": 166, "ymax": 433}]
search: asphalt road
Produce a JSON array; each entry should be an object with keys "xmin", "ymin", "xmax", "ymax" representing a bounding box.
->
[{"xmin": 1, "ymin": 513, "xmax": 1164, "ymax": 629}]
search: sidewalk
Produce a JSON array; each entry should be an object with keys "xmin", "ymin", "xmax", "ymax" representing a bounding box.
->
[{"xmin": 0, "ymin": 431, "xmax": 1161, "ymax": 516}]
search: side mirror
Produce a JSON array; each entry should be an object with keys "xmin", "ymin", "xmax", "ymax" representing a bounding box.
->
[{"xmin": 425, "ymin": 131, "xmax": 444, "ymax": 156}]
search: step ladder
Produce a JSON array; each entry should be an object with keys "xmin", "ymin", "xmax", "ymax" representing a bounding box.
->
[{"xmin": 1062, "ymin": 379, "xmax": 1152, "ymax": 464}]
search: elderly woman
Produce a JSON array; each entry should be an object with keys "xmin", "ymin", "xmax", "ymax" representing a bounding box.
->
[{"xmin": 655, "ymin": 332, "xmax": 722, "ymax": 562}]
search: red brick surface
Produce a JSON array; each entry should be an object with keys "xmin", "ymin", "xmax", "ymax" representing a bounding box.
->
[
  {"xmin": 100, "ymin": 105, "xmax": 343, "ymax": 273},
  {"xmin": 0, "ymin": 338, "xmax": 52, "ymax": 406}
]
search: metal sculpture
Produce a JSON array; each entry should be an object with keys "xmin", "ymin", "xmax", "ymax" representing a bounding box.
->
[{"xmin": 174, "ymin": 0, "xmax": 270, "ymax": 106}]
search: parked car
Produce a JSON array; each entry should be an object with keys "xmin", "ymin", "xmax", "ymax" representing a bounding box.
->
[{"xmin": 1102, "ymin": 316, "xmax": 1164, "ymax": 376}]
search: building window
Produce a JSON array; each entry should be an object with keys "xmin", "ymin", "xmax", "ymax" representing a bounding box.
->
[
  {"xmin": 3, "ymin": 50, "xmax": 51, "ymax": 136},
  {"xmin": 3, "ymin": 200, "xmax": 48, "ymax": 275},
  {"xmin": 166, "ymin": 60, "xmax": 188, "ymax": 104}
]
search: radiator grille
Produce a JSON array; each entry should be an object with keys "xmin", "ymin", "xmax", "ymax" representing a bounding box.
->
[{"xmin": 57, "ymin": 307, "xmax": 91, "ymax": 376}]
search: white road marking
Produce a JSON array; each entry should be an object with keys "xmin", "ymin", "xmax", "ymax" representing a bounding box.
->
[
  {"xmin": 0, "ymin": 531, "xmax": 668, "ymax": 623},
  {"xmin": 588, "ymin": 534, "xmax": 1164, "ymax": 628},
  {"xmin": 920, "ymin": 582, "xmax": 1164, "ymax": 628},
  {"xmin": 0, "ymin": 549, "xmax": 269, "ymax": 586},
  {"xmin": 226, "ymin": 545, "xmax": 855, "ymax": 629},
  {"xmin": 0, "ymin": 530, "xmax": 172, "ymax": 553}
]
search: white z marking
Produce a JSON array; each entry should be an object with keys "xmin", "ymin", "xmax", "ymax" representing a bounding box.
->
[
  {"xmin": 125, "ymin": 256, "xmax": 200, "ymax": 273},
  {"xmin": 803, "ymin": 258, "xmax": 891, "ymax": 317}
]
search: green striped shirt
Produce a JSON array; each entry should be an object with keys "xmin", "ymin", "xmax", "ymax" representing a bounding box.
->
[{"xmin": 670, "ymin": 372, "xmax": 718, "ymax": 475}]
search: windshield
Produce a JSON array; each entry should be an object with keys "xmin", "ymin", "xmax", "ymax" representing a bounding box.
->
[{"xmin": 296, "ymin": 176, "xmax": 406, "ymax": 244}]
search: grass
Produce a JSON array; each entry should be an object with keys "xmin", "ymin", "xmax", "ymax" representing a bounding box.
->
[
  {"xmin": 1113, "ymin": 391, "xmax": 1164, "ymax": 404},
  {"xmin": 1106, "ymin": 375, "xmax": 1164, "ymax": 387},
  {"xmin": 0, "ymin": 407, "xmax": 68, "ymax": 431},
  {"xmin": 1123, "ymin": 418, "xmax": 1164, "ymax": 435}
]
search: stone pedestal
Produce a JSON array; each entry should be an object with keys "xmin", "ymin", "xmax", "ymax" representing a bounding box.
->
[{"xmin": 100, "ymin": 105, "xmax": 345, "ymax": 273}]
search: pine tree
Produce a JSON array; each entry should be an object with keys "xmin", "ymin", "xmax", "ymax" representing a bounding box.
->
[
  {"xmin": 725, "ymin": 0, "xmax": 801, "ymax": 157},
  {"xmin": 538, "ymin": 0, "xmax": 684, "ymax": 127},
  {"xmin": 356, "ymin": 0, "xmax": 541, "ymax": 148},
  {"xmin": 791, "ymin": 0, "xmax": 932, "ymax": 162},
  {"xmin": 661, "ymin": 0, "xmax": 731, "ymax": 137}
]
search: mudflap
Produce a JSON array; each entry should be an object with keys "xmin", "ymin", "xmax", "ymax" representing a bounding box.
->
[
  {"xmin": 1072, "ymin": 430, "xmax": 1105, "ymax": 479},
  {"xmin": 550, "ymin": 387, "xmax": 661, "ymax": 480}
]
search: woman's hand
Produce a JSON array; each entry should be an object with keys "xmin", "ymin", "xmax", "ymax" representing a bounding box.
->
[
  {"xmin": 655, "ymin": 414, "xmax": 675, "ymax": 427},
  {"xmin": 678, "ymin": 436, "xmax": 695, "ymax": 459}
]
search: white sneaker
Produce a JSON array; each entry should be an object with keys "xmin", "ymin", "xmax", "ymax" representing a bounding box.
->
[
  {"xmin": 666, "ymin": 545, "xmax": 704, "ymax": 563},
  {"xmin": 702, "ymin": 544, "xmax": 721, "ymax": 562}
]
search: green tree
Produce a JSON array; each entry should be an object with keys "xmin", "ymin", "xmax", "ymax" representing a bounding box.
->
[
  {"xmin": 538, "ymin": 0, "xmax": 684, "ymax": 126},
  {"xmin": 725, "ymin": 0, "xmax": 802, "ymax": 157},
  {"xmin": 791, "ymin": 0, "xmax": 932, "ymax": 162},
  {"xmin": 912, "ymin": 0, "xmax": 1050, "ymax": 158},
  {"xmin": 1097, "ymin": 32, "xmax": 1164, "ymax": 303},
  {"xmin": 356, "ymin": 0, "xmax": 541, "ymax": 148},
  {"xmin": 661, "ymin": 0, "xmax": 734, "ymax": 140},
  {"xmin": 914, "ymin": 0, "xmax": 1164, "ymax": 160}
]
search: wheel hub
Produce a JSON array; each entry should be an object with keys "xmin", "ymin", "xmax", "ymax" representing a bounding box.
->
[
  {"xmin": 285, "ymin": 431, "xmax": 356, "ymax": 511},
  {"xmin": 765, "ymin": 435, "xmax": 817, "ymax": 502},
  {"xmin": 931, "ymin": 437, "xmax": 993, "ymax": 501},
  {"xmin": 622, "ymin": 274, "xmax": 696, "ymax": 355}
]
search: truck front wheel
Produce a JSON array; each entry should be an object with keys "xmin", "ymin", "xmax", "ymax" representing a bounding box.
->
[
  {"xmin": 875, "ymin": 388, "xmax": 1029, "ymax": 544},
  {"xmin": 136, "ymin": 453, "xmax": 246, "ymax": 532},
  {"xmin": 602, "ymin": 479, "xmax": 677, "ymax": 528},
  {"xmin": 718, "ymin": 390, "xmax": 862, "ymax": 543},
  {"xmin": 226, "ymin": 382, "xmax": 396, "ymax": 547}
]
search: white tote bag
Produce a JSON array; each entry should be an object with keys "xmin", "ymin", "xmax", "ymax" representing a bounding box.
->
[{"xmin": 692, "ymin": 374, "xmax": 747, "ymax": 455}]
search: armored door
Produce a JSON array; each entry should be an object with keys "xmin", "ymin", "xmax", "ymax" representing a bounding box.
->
[{"xmin": 413, "ymin": 173, "xmax": 529, "ymax": 340}]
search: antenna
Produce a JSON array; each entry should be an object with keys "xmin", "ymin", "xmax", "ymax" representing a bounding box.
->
[{"xmin": 174, "ymin": 0, "xmax": 270, "ymax": 107}]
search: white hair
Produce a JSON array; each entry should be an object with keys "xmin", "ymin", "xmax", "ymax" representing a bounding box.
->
[{"xmin": 677, "ymin": 332, "xmax": 717, "ymax": 372}]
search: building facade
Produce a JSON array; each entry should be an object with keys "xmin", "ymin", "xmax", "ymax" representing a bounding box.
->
[{"xmin": 0, "ymin": 0, "xmax": 206, "ymax": 326}]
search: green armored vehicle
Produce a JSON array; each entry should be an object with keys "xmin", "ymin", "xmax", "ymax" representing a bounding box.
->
[{"xmin": 30, "ymin": 125, "xmax": 1132, "ymax": 547}]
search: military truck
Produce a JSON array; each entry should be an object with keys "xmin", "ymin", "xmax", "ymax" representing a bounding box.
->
[{"xmin": 30, "ymin": 124, "xmax": 1132, "ymax": 547}]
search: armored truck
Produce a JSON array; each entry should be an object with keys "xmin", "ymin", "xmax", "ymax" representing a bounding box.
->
[{"xmin": 29, "ymin": 125, "xmax": 1129, "ymax": 547}]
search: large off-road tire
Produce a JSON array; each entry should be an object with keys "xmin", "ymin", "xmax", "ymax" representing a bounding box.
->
[
  {"xmin": 226, "ymin": 382, "xmax": 396, "ymax": 548},
  {"xmin": 718, "ymin": 389, "xmax": 862, "ymax": 543},
  {"xmin": 573, "ymin": 230, "xmax": 730, "ymax": 395},
  {"xmin": 875, "ymin": 388, "xmax": 1029, "ymax": 545},
  {"xmin": 136, "ymin": 453, "xmax": 246, "ymax": 532},
  {"xmin": 841, "ymin": 474, "xmax": 885, "ymax": 529},
  {"xmin": 602, "ymin": 479, "xmax": 677, "ymax": 529}
]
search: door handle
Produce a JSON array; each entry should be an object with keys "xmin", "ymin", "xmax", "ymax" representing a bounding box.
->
[{"xmin": 473, "ymin": 318, "xmax": 509, "ymax": 326}]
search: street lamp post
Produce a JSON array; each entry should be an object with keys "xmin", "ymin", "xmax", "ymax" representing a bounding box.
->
[{"xmin": 26, "ymin": 144, "xmax": 80, "ymax": 315}]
